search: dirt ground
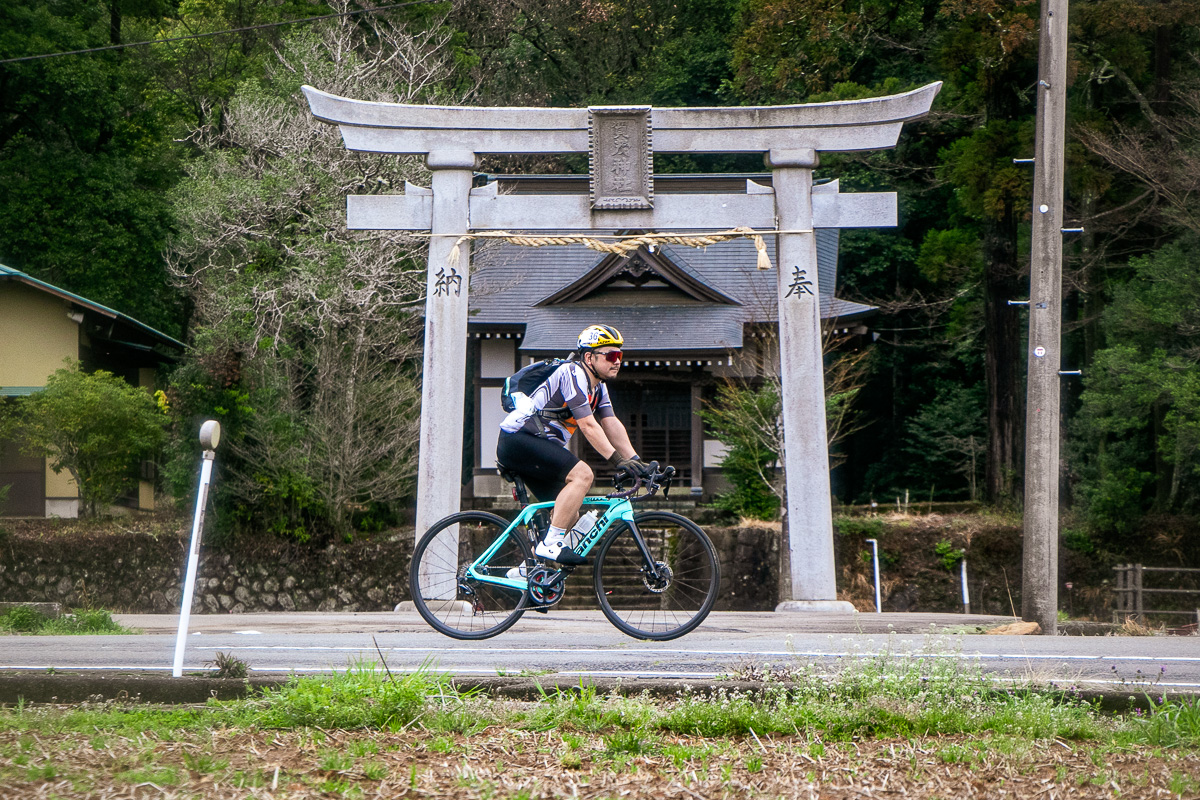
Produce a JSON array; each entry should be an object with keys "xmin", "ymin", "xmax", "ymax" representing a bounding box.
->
[{"xmin": 2, "ymin": 721, "xmax": 1197, "ymax": 799}]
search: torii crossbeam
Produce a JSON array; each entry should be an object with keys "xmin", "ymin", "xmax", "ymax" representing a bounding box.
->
[{"xmin": 304, "ymin": 82, "xmax": 940, "ymax": 610}]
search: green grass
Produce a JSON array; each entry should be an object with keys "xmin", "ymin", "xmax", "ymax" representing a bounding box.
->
[
  {"xmin": 0, "ymin": 607, "xmax": 136, "ymax": 635},
  {"xmin": 0, "ymin": 656, "xmax": 1196, "ymax": 758}
]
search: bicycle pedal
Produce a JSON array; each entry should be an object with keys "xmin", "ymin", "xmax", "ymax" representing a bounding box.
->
[{"xmin": 531, "ymin": 606, "xmax": 550, "ymax": 614}]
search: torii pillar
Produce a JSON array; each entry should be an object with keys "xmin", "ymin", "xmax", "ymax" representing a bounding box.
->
[{"xmin": 304, "ymin": 84, "xmax": 940, "ymax": 609}]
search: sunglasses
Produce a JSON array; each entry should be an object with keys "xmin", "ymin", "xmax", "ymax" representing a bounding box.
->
[{"xmin": 595, "ymin": 350, "xmax": 623, "ymax": 364}]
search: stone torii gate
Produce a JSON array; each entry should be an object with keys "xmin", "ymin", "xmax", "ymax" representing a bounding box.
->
[{"xmin": 304, "ymin": 83, "xmax": 940, "ymax": 609}]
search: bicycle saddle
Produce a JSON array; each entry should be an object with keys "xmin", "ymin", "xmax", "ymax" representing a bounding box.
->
[{"xmin": 496, "ymin": 463, "xmax": 531, "ymax": 506}]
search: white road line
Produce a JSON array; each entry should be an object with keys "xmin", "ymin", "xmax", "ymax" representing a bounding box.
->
[{"xmin": 203, "ymin": 645, "xmax": 1200, "ymax": 664}]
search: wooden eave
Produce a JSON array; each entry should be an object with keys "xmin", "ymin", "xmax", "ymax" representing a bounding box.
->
[{"xmin": 534, "ymin": 246, "xmax": 741, "ymax": 308}]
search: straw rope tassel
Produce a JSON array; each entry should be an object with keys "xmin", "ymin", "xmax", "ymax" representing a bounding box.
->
[
  {"xmin": 731, "ymin": 226, "xmax": 772, "ymax": 271},
  {"xmin": 446, "ymin": 236, "xmax": 467, "ymax": 273}
]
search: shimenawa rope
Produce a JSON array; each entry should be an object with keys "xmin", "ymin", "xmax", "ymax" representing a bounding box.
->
[{"xmin": 442, "ymin": 227, "xmax": 777, "ymax": 272}]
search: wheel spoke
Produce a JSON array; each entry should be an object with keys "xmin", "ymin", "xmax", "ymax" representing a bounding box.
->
[
  {"xmin": 594, "ymin": 512, "xmax": 719, "ymax": 640},
  {"xmin": 409, "ymin": 512, "xmax": 531, "ymax": 639}
]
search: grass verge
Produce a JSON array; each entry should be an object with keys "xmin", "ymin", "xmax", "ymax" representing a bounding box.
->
[
  {"xmin": 0, "ymin": 659, "xmax": 1197, "ymax": 798},
  {"xmin": 0, "ymin": 607, "xmax": 136, "ymax": 635}
]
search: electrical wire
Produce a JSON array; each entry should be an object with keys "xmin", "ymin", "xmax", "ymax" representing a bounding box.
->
[{"xmin": 0, "ymin": 0, "xmax": 444, "ymax": 65}]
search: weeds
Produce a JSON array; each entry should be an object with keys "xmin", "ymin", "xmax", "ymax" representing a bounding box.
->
[
  {"xmin": 0, "ymin": 607, "xmax": 135, "ymax": 635},
  {"xmin": 230, "ymin": 661, "xmax": 443, "ymax": 731},
  {"xmin": 206, "ymin": 651, "xmax": 250, "ymax": 679}
]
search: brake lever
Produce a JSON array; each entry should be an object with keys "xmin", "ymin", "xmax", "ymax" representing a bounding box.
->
[{"xmin": 660, "ymin": 465, "xmax": 675, "ymax": 497}]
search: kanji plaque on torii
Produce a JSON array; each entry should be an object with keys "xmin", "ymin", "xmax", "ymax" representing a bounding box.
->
[{"xmin": 304, "ymin": 83, "xmax": 940, "ymax": 611}]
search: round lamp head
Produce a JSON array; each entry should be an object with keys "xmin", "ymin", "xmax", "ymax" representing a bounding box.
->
[{"xmin": 199, "ymin": 420, "xmax": 222, "ymax": 451}]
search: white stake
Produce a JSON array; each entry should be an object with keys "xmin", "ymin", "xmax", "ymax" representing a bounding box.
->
[
  {"xmin": 173, "ymin": 421, "xmax": 221, "ymax": 678},
  {"xmin": 961, "ymin": 558, "xmax": 970, "ymax": 615},
  {"xmin": 865, "ymin": 538, "xmax": 882, "ymax": 613}
]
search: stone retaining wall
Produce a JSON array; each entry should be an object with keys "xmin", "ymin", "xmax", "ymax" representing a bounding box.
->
[{"xmin": 0, "ymin": 524, "xmax": 780, "ymax": 613}]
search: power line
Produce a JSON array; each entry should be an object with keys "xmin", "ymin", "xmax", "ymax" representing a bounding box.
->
[{"xmin": 0, "ymin": 0, "xmax": 444, "ymax": 65}]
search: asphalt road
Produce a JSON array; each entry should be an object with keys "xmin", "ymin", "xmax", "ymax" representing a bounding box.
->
[{"xmin": 2, "ymin": 611, "xmax": 1198, "ymax": 692}]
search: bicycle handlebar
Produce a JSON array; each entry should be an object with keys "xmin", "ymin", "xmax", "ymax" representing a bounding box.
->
[{"xmin": 606, "ymin": 461, "xmax": 676, "ymax": 501}]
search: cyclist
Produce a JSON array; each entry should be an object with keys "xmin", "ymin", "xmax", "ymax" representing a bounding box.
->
[{"xmin": 497, "ymin": 324, "xmax": 651, "ymax": 566}]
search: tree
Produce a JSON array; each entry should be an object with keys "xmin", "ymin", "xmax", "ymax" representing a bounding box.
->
[
  {"xmin": 899, "ymin": 384, "xmax": 987, "ymax": 501},
  {"xmin": 166, "ymin": 4, "xmax": 463, "ymax": 539},
  {"xmin": 700, "ymin": 331, "xmax": 869, "ymax": 519},
  {"xmin": 1072, "ymin": 239, "xmax": 1200, "ymax": 530},
  {"xmin": 15, "ymin": 364, "xmax": 166, "ymax": 517},
  {"xmin": 0, "ymin": 0, "xmax": 184, "ymax": 334},
  {"xmin": 453, "ymin": 0, "xmax": 738, "ymax": 107}
]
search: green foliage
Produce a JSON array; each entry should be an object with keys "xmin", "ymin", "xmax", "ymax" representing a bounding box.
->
[
  {"xmin": 699, "ymin": 382, "xmax": 781, "ymax": 520},
  {"xmin": 1073, "ymin": 240, "xmax": 1200, "ymax": 529},
  {"xmin": 0, "ymin": 0, "xmax": 185, "ymax": 334},
  {"xmin": 866, "ymin": 384, "xmax": 986, "ymax": 503},
  {"xmin": 13, "ymin": 365, "xmax": 166, "ymax": 517},
  {"xmin": 456, "ymin": 0, "xmax": 739, "ymax": 106},
  {"xmin": 206, "ymin": 652, "xmax": 250, "ymax": 679},
  {"xmin": 0, "ymin": 607, "xmax": 134, "ymax": 635},
  {"xmin": 917, "ymin": 228, "xmax": 983, "ymax": 285},
  {"xmin": 834, "ymin": 517, "xmax": 884, "ymax": 538},
  {"xmin": 0, "ymin": 606, "xmax": 45, "ymax": 633},
  {"xmin": 239, "ymin": 662, "xmax": 447, "ymax": 731},
  {"xmin": 933, "ymin": 540, "xmax": 965, "ymax": 570},
  {"xmin": 1119, "ymin": 697, "xmax": 1200, "ymax": 749},
  {"xmin": 1061, "ymin": 529, "xmax": 1096, "ymax": 556}
]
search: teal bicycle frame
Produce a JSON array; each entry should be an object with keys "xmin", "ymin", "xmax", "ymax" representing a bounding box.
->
[{"xmin": 465, "ymin": 494, "xmax": 650, "ymax": 592}]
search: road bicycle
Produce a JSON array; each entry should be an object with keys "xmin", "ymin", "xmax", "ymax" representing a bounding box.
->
[{"xmin": 408, "ymin": 463, "xmax": 720, "ymax": 641}]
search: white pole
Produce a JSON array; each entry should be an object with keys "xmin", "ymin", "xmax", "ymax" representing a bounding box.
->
[
  {"xmin": 865, "ymin": 538, "xmax": 881, "ymax": 613},
  {"xmin": 961, "ymin": 558, "xmax": 970, "ymax": 615},
  {"xmin": 173, "ymin": 421, "xmax": 221, "ymax": 678}
]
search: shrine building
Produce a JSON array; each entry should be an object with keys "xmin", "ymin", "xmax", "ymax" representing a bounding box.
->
[{"xmin": 466, "ymin": 173, "xmax": 876, "ymax": 502}]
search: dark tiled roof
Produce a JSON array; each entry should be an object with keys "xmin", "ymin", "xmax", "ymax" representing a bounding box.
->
[
  {"xmin": 469, "ymin": 229, "xmax": 875, "ymax": 353},
  {"xmin": 522, "ymin": 306, "xmax": 746, "ymax": 352}
]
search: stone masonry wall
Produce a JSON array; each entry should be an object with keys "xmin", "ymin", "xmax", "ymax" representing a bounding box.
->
[
  {"xmin": 0, "ymin": 530, "xmax": 414, "ymax": 614},
  {"xmin": 0, "ymin": 525, "xmax": 779, "ymax": 613}
]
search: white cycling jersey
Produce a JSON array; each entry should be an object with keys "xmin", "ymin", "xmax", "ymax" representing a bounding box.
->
[{"xmin": 499, "ymin": 361, "xmax": 615, "ymax": 446}]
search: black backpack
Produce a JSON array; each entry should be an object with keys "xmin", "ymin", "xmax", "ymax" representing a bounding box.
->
[{"xmin": 501, "ymin": 358, "xmax": 568, "ymax": 415}]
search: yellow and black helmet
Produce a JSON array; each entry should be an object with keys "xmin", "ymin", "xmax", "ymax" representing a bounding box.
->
[{"xmin": 577, "ymin": 324, "xmax": 623, "ymax": 350}]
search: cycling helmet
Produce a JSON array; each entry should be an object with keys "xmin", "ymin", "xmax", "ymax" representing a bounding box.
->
[{"xmin": 577, "ymin": 324, "xmax": 623, "ymax": 350}]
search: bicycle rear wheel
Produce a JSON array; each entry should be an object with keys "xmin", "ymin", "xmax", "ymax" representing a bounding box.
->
[
  {"xmin": 409, "ymin": 511, "xmax": 532, "ymax": 639},
  {"xmin": 593, "ymin": 511, "xmax": 720, "ymax": 641}
]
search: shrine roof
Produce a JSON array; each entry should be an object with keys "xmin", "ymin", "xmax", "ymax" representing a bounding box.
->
[{"xmin": 469, "ymin": 228, "xmax": 877, "ymax": 353}]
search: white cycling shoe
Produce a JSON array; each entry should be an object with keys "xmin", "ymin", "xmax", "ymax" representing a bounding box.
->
[
  {"xmin": 505, "ymin": 564, "xmax": 529, "ymax": 580},
  {"xmin": 534, "ymin": 538, "xmax": 588, "ymax": 566}
]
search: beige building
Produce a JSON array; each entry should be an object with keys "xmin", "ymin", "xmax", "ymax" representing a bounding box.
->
[{"xmin": 0, "ymin": 263, "xmax": 183, "ymax": 517}]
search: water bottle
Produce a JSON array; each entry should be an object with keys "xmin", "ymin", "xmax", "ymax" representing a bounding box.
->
[{"xmin": 566, "ymin": 509, "xmax": 599, "ymax": 550}]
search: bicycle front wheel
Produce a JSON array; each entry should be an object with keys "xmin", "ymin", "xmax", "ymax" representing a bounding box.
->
[
  {"xmin": 593, "ymin": 511, "xmax": 720, "ymax": 641},
  {"xmin": 409, "ymin": 511, "xmax": 532, "ymax": 640}
]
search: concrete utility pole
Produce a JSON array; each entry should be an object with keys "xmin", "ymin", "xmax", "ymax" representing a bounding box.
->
[{"xmin": 1022, "ymin": 0, "xmax": 1069, "ymax": 636}]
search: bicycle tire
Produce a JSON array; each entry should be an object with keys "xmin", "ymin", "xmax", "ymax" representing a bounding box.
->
[
  {"xmin": 409, "ymin": 511, "xmax": 532, "ymax": 640},
  {"xmin": 593, "ymin": 511, "xmax": 720, "ymax": 641}
]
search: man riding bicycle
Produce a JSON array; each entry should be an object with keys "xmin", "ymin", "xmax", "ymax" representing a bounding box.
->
[{"xmin": 496, "ymin": 324, "xmax": 651, "ymax": 566}]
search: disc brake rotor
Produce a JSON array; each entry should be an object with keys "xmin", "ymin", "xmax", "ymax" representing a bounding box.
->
[{"xmin": 642, "ymin": 561, "xmax": 672, "ymax": 594}]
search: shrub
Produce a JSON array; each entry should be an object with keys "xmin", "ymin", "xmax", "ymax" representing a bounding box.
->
[
  {"xmin": 14, "ymin": 364, "xmax": 165, "ymax": 516},
  {"xmin": 934, "ymin": 540, "xmax": 965, "ymax": 570}
]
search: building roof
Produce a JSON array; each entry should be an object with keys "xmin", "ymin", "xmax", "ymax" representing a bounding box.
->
[
  {"xmin": 0, "ymin": 263, "xmax": 185, "ymax": 353},
  {"xmin": 468, "ymin": 177, "xmax": 877, "ymax": 353}
]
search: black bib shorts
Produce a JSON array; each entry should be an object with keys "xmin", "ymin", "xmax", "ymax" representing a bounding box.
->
[{"xmin": 496, "ymin": 429, "xmax": 581, "ymax": 502}]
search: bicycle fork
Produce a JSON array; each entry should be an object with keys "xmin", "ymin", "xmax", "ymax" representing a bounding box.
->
[{"xmin": 621, "ymin": 516, "xmax": 667, "ymax": 585}]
